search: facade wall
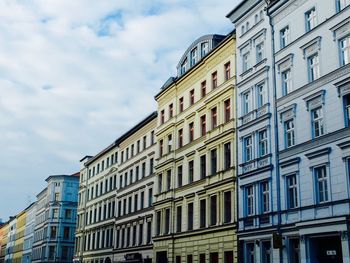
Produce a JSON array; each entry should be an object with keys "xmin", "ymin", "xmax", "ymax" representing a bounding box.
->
[
  {"xmin": 0, "ymin": 223, "xmax": 9, "ymax": 263},
  {"xmin": 153, "ymin": 34, "xmax": 237, "ymax": 263},
  {"xmin": 22, "ymin": 203, "xmax": 36, "ymax": 263},
  {"xmin": 13, "ymin": 212, "xmax": 26, "ymax": 263},
  {"xmin": 5, "ymin": 218, "xmax": 17, "ymax": 263}
]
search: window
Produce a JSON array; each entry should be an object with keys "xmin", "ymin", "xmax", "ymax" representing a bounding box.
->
[
  {"xmin": 246, "ymin": 186, "xmax": 254, "ymax": 216},
  {"xmin": 344, "ymin": 94, "xmax": 350, "ymax": 126},
  {"xmin": 140, "ymin": 192, "xmax": 144, "ymax": 209},
  {"xmin": 190, "ymin": 89, "xmax": 195, "ymax": 105},
  {"xmin": 181, "ymin": 58, "xmax": 187, "ymax": 75},
  {"xmin": 150, "ymin": 158, "xmax": 154, "ymax": 174},
  {"xmin": 308, "ymin": 53, "xmax": 320, "ymax": 82},
  {"xmin": 200, "ymin": 199, "xmax": 206, "ymax": 228},
  {"xmin": 148, "ymin": 188, "xmax": 153, "ymax": 207},
  {"xmin": 224, "ymin": 99, "xmax": 231, "ymax": 122},
  {"xmin": 137, "ymin": 140, "xmax": 140, "ymax": 153},
  {"xmin": 49, "ymin": 246, "xmax": 55, "ymax": 260},
  {"xmin": 282, "ymin": 69, "xmax": 292, "ymax": 95},
  {"xmin": 256, "ymin": 41, "xmax": 264, "ymax": 63},
  {"xmin": 166, "ymin": 170, "xmax": 171, "ymax": 191},
  {"xmin": 188, "ymin": 160, "xmax": 194, "ymax": 183},
  {"xmin": 337, "ymin": 0, "xmax": 350, "ymax": 11},
  {"xmin": 261, "ymin": 241, "xmax": 272, "ymax": 263},
  {"xmin": 168, "ymin": 134, "xmax": 172, "ymax": 152},
  {"xmin": 159, "ymin": 139, "xmax": 163, "ymax": 157},
  {"xmin": 158, "ymin": 174, "xmax": 162, "ymax": 193},
  {"xmin": 151, "ymin": 130, "xmax": 155, "ymax": 145},
  {"xmin": 179, "ymin": 97, "xmax": 184, "ymax": 113},
  {"xmin": 143, "ymin": 135, "xmax": 147, "ymax": 149},
  {"xmin": 224, "ymin": 142, "xmax": 231, "ymax": 170},
  {"xmin": 54, "ymin": 193, "xmax": 60, "ymax": 201},
  {"xmin": 201, "ymin": 81, "xmax": 206, "ymax": 98},
  {"xmin": 311, "ymin": 107, "xmax": 324, "ymax": 138},
  {"xmin": 258, "ymin": 130, "xmax": 268, "ymax": 157},
  {"xmin": 176, "ymin": 206, "xmax": 182, "ymax": 232},
  {"xmin": 169, "ymin": 103, "xmax": 174, "ymax": 118},
  {"xmin": 189, "ymin": 122, "xmax": 194, "ymax": 142},
  {"xmin": 244, "ymin": 136, "xmax": 253, "ymax": 162},
  {"xmin": 147, "ymin": 222, "xmax": 152, "ymax": 243},
  {"xmin": 211, "ymin": 149, "xmax": 217, "ymax": 175},
  {"xmin": 128, "ymin": 196, "xmax": 132, "ymax": 213},
  {"xmin": 284, "ymin": 119, "xmax": 295, "ymax": 148},
  {"xmin": 210, "ymin": 195, "xmax": 217, "ymax": 226},
  {"xmin": 257, "ymin": 84, "xmax": 265, "ymax": 107},
  {"xmin": 177, "ymin": 165, "xmax": 183, "ymax": 187},
  {"xmin": 280, "ymin": 26, "xmax": 290, "ymax": 48},
  {"xmin": 200, "ymin": 155, "xmax": 206, "ymax": 179},
  {"xmin": 138, "ymin": 224, "xmax": 143, "ymax": 245},
  {"xmin": 132, "ymin": 226, "xmax": 136, "ymax": 246},
  {"xmin": 61, "ymin": 246, "xmax": 69, "ymax": 260},
  {"xmin": 63, "ymin": 227, "xmax": 70, "ymax": 239},
  {"xmin": 340, "ymin": 35, "xmax": 350, "ymax": 66},
  {"xmin": 136, "ymin": 166, "xmax": 139, "ymax": 180},
  {"xmin": 200, "ymin": 254, "xmax": 206, "ymax": 263},
  {"xmin": 211, "ymin": 107, "xmax": 217, "ymax": 129},
  {"xmin": 52, "ymin": 208, "xmax": 58, "ymax": 219},
  {"xmin": 305, "ymin": 8, "xmax": 317, "ymax": 32},
  {"xmin": 224, "ymin": 62, "xmax": 231, "ymax": 80},
  {"xmin": 134, "ymin": 194, "xmax": 138, "ymax": 211},
  {"xmin": 287, "ymin": 174, "xmax": 298, "ymax": 208},
  {"xmin": 187, "ymin": 203, "xmax": 193, "ymax": 230},
  {"xmin": 201, "ymin": 42, "xmax": 209, "ymax": 57},
  {"xmin": 165, "ymin": 208, "xmax": 170, "ymax": 234},
  {"xmin": 156, "ymin": 211, "xmax": 161, "ymax": 236},
  {"xmin": 243, "ymin": 52, "xmax": 250, "ymax": 72},
  {"xmin": 142, "ymin": 162, "xmax": 146, "ymax": 178},
  {"xmin": 210, "ymin": 253, "xmax": 219, "ymax": 263},
  {"xmin": 224, "ymin": 191, "xmax": 232, "ymax": 223},
  {"xmin": 315, "ymin": 166, "xmax": 328, "ymax": 203},
  {"xmin": 178, "ymin": 129, "xmax": 183, "ymax": 148},
  {"xmin": 187, "ymin": 255, "xmax": 193, "ymax": 263},
  {"xmin": 261, "ymin": 181, "xmax": 270, "ymax": 213},
  {"xmin": 160, "ymin": 110, "xmax": 165, "ymax": 124},
  {"xmin": 243, "ymin": 91, "xmax": 251, "ymax": 114},
  {"xmin": 200, "ymin": 115, "xmax": 206, "ymax": 136},
  {"xmin": 65, "ymin": 209, "xmax": 72, "ymax": 219},
  {"xmin": 126, "ymin": 149, "xmax": 129, "ymax": 160},
  {"xmin": 212, "ymin": 71, "xmax": 218, "ymax": 89},
  {"xmin": 50, "ymin": 226, "xmax": 57, "ymax": 238},
  {"xmin": 190, "ymin": 48, "xmax": 197, "ymax": 66}
]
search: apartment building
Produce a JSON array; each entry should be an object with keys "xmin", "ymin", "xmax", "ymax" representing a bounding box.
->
[
  {"xmin": 268, "ymin": 1, "xmax": 350, "ymax": 262},
  {"xmin": 5, "ymin": 217, "xmax": 16, "ymax": 263},
  {"xmin": 13, "ymin": 210, "xmax": 26, "ymax": 263},
  {"xmin": 0, "ymin": 222, "xmax": 9, "ymax": 263},
  {"xmin": 22, "ymin": 202, "xmax": 36, "ymax": 263},
  {"xmin": 226, "ymin": 1, "xmax": 279, "ymax": 262},
  {"xmin": 114, "ymin": 112, "xmax": 157, "ymax": 263},
  {"xmin": 75, "ymin": 143, "xmax": 119, "ymax": 263},
  {"xmin": 31, "ymin": 174, "xmax": 79, "ymax": 263},
  {"xmin": 153, "ymin": 32, "xmax": 237, "ymax": 263}
]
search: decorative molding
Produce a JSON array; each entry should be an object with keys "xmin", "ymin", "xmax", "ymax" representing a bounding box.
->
[
  {"xmin": 337, "ymin": 140, "xmax": 350, "ymax": 149},
  {"xmin": 276, "ymin": 53, "xmax": 294, "ymax": 73},
  {"xmin": 303, "ymin": 89, "xmax": 326, "ymax": 111},
  {"xmin": 279, "ymin": 103, "xmax": 297, "ymax": 123},
  {"xmin": 279, "ymin": 157, "xmax": 300, "ymax": 168},
  {"xmin": 330, "ymin": 17, "xmax": 350, "ymax": 41},
  {"xmin": 305, "ymin": 147, "xmax": 331, "ymax": 159},
  {"xmin": 300, "ymin": 36, "xmax": 322, "ymax": 59}
]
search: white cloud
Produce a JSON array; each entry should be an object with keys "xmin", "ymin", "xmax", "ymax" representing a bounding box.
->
[{"xmin": 0, "ymin": 0, "xmax": 241, "ymax": 220}]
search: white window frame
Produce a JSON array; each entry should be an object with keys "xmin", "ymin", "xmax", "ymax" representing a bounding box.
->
[
  {"xmin": 286, "ymin": 174, "xmax": 298, "ymax": 208},
  {"xmin": 308, "ymin": 53, "xmax": 320, "ymax": 82},
  {"xmin": 340, "ymin": 35, "xmax": 350, "ymax": 66},
  {"xmin": 258, "ymin": 129, "xmax": 268, "ymax": 157},
  {"xmin": 280, "ymin": 26, "xmax": 290, "ymax": 48},
  {"xmin": 314, "ymin": 165, "xmax": 329, "ymax": 203},
  {"xmin": 311, "ymin": 107, "xmax": 324, "ymax": 138},
  {"xmin": 284, "ymin": 119, "xmax": 295, "ymax": 148},
  {"xmin": 305, "ymin": 7, "xmax": 317, "ymax": 32}
]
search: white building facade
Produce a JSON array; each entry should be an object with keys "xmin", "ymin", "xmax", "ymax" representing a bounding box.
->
[{"xmin": 22, "ymin": 203, "xmax": 36, "ymax": 263}]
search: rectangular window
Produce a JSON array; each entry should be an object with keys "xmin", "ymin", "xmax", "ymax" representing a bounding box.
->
[
  {"xmin": 179, "ymin": 97, "xmax": 184, "ymax": 113},
  {"xmin": 261, "ymin": 241, "xmax": 272, "ymax": 263},
  {"xmin": 63, "ymin": 227, "xmax": 70, "ymax": 239},
  {"xmin": 189, "ymin": 122, "xmax": 194, "ymax": 142},
  {"xmin": 169, "ymin": 103, "xmax": 174, "ymax": 118},
  {"xmin": 201, "ymin": 42, "xmax": 209, "ymax": 57},
  {"xmin": 200, "ymin": 115, "xmax": 206, "ymax": 136},
  {"xmin": 137, "ymin": 140, "xmax": 140, "ymax": 153},
  {"xmin": 166, "ymin": 170, "xmax": 171, "ymax": 191},
  {"xmin": 140, "ymin": 191, "xmax": 144, "ymax": 209},
  {"xmin": 200, "ymin": 254, "xmax": 206, "ymax": 263},
  {"xmin": 224, "ymin": 142, "xmax": 231, "ymax": 170},
  {"xmin": 243, "ymin": 52, "xmax": 250, "ymax": 72},
  {"xmin": 178, "ymin": 165, "xmax": 183, "ymax": 187},
  {"xmin": 211, "ymin": 107, "xmax": 217, "ymax": 129},
  {"xmin": 224, "ymin": 191, "xmax": 232, "ymax": 223},
  {"xmin": 176, "ymin": 206, "xmax": 182, "ymax": 232},
  {"xmin": 280, "ymin": 26, "xmax": 290, "ymax": 48},
  {"xmin": 315, "ymin": 166, "xmax": 328, "ymax": 203},
  {"xmin": 132, "ymin": 226, "xmax": 136, "ymax": 246},
  {"xmin": 210, "ymin": 195, "xmax": 217, "ymax": 226},
  {"xmin": 338, "ymin": 0, "xmax": 350, "ymax": 11},
  {"xmin": 147, "ymin": 222, "xmax": 151, "ymax": 243},
  {"xmin": 142, "ymin": 162, "xmax": 146, "ymax": 178},
  {"xmin": 190, "ymin": 89, "xmax": 195, "ymax": 105},
  {"xmin": 201, "ymin": 81, "xmax": 206, "ymax": 98},
  {"xmin": 156, "ymin": 211, "xmax": 161, "ymax": 236},
  {"xmin": 244, "ymin": 136, "xmax": 253, "ymax": 161},
  {"xmin": 158, "ymin": 174, "xmax": 162, "ymax": 194},
  {"xmin": 136, "ymin": 166, "xmax": 139, "ymax": 180},
  {"xmin": 165, "ymin": 208, "xmax": 170, "ymax": 234},
  {"xmin": 128, "ymin": 196, "xmax": 132, "ymax": 213},
  {"xmin": 148, "ymin": 188, "xmax": 153, "ymax": 207},
  {"xmin": 258, "ymin": 130, "xmax": 268, "ymax": 157},
  {"xmin": 210, "ymin": 253, "xmax": 219, "ymax": 263},
  {"xmin": 188, "ymin": 160, "xmax": 194, "ymax": 183},
  {"xmin": 311, "ymin": 107, "xmax": 324, "ymax": 138},
  {"xmin": 200, "ymin": 155, "xmax": 206, "ymax": 179},
  {"xmin": 134, "ymin": 194, "xmax": 138, "ymax": 212},
  {"xmin": 190, "ymin": 48, "xmax": 197, "ymax": 66},
  {"xmin": 187, "ymin": 203, "xmax": 193, "ymax": 230},
  {"xmin": 285, "ymin": 119, "xmax": 295, "ymax": 148},
  {"xmin": 246, "ymin": 186, "xmax": 254, "ymax": 216},
  {"xmin": 256, "ymin": 41, "xmax": 264, "ymax": 63},
  {"xmin": 308, "ymin": 53, "xmax": 320, "ymax": 82},
  {"xmin": 287, "ymin": 174, "xmax": 298, "ymax": 208},
  {"xmin": 243, "ymin": 91, "xmax": 251, "ymax": 114},
  {"xmin": 187, "ymin": 255, "xmax": 193, "ymax": 263},
  {"xmin": 282, "ymin": 69, "xmax": 292, "ymax": 95},
  {"xmin": 257, "ymin": 84, "xmax": 265, "ymax": 107},
  {"xmin": 168, "ymin": 134, "xmax": 172, "ymax": 152},
  {"xmin": 50, "ymin": 226, "xmax": 57, "ymax": 238},
  {"xmin": 224, "ymin": 99, "xmax": 231, "ymax": 122},
  {"xmin": 261, "ymin": 181, "xmax": 270, "ymax": 213},
  {"xmin": 178, "ymin": 129, "xmax": 183, "ymax": 148},
  {"xmin": 159, "ymin": 139, "xmax": 163, "ymax": 157},
  {"xmin": 344, "ymin": 94, "xmax": 350, "ymax": 127},
  {"xmin": 212, "ymin": 71, "xmax": 218, "ymax": 89},
  {"xmin": 211, "ymin": 149, "xmax": 217, "ymax": 175},
  {"xmin": 305, "ymin": 8, "xmax": 317, "ymax": 32},
  {"xmin": 151, "ymin": 131, "xmax": 155, "ymax": 145},
  {"xmin": 224, "ymin": 62, "xmax": 231, "ymax": 80},
  {"xmin": 143, "ymin": 135, "xmax": 147, "ymax": 150},
  {"xmin": 200, "ymin": 199, "xmax": 206, "ymax": 228},
  {"xmin": 340, "ymin": 35, "xmax": 350, "ymax": 66}
]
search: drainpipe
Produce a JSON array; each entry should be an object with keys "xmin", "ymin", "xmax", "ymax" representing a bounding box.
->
[{"xmin": 265, "ymin": 2, "xmax": 283, "ymax": 263}]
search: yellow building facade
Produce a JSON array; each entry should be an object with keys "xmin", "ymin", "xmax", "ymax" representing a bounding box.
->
[
  {"xmin": 13, "ymin": 211, "xmax": 26, "ymax": 263},
  {"xmin": 0, "ymin": 222, "xmax": 9, "ymax": 263},
  {"xmin": 153, "ymin": 33, "xmax": 237, "ymax": 263}
]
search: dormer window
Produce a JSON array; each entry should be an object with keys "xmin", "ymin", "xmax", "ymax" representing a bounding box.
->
[
  {"xmin": 190, "ymin": 48, "xmax": 198, "ymax": 66},
  {"xmin": 181, "ymin": 58, "xmax": 187, "ymax": 75},
  {"xmin": 201, "ymin": 42, "xmax": 209, "ymax": 57}
]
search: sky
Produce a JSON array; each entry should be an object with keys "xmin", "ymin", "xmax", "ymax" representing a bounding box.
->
[{"xmin": 0, "ymin": 0, "xmax": 240, "ymax": 221}]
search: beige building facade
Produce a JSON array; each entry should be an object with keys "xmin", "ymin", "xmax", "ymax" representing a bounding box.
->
[{"xmin": 153, "ymin": 32, "xmax": 237, "ymax": 263}]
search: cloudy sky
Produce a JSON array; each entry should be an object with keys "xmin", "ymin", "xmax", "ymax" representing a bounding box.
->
[{"xmin": 0, "ymin": 0, "xmax": 239, "ymax": 220}]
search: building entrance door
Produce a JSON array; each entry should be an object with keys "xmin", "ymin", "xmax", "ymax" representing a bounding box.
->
[
  {"xmin": 156, "ymin": 251, "xmax": 167, "ymax": 263},
  {"xmin": 309, "ymin": 235, "xmax": 343, "ymax": 263}
]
